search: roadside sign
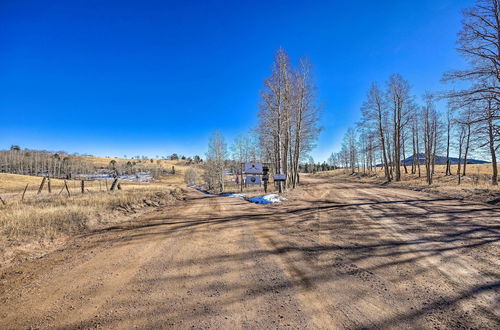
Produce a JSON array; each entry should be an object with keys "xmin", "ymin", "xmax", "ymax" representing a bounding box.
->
[
  {"xmin": 245, "ymin": 176, "xmax": 261, "ymax": 185},
  {"xmin": 244, "ymin": 162, "xmax": 263, "ymax": 174},
  {"xmin": 274, "ymin": 174, "xmax": 286, "ymax": 181}
]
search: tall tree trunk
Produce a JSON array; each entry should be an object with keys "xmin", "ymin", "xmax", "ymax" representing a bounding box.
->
[
  {"xmin": 463, "ymin": 124, "xmax": 471, "ymax": 176},
  {"xmin": 378, "ymin": 116, "xmax": 391, "ymax": 182},
  {"xmin": 487, "ymin": 109, "xmax": 498, "ymax": 185},
  {"xmin": 402, "ymin": 133, "xmax": 408, "ymax": 175},
  {"xmin": 445, "ymin": 113, "xmax": 451, "ymax": 176}
]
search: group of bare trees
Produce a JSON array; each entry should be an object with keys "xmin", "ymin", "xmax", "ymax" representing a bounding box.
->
[
  {"xmin": 332, "ymin": 0, "xmax": 499, "ymax": 186},
  {"xmin": 334, "ymin": 74, "xmax": 497, "ymax": 186},
  {"xmin": 257, "ymin": 48, "xmax": 320, "ymax": 192},
  {"xmin": 0, "ymin": 146, "xmax": 171, "ymax": 180},
  {"xmin": 443, "ymin": 0, "xmax": 499, "ymax": 185},
  {"xmin": 230, "ymin": 134, "xmax": 258, "ymax": 165},
  {"xmin": 203, "ymin": 131, "xmax": 228, "ymax": 192},
  {"xmin": 0, "ymin": 146, "xmax": 94, "ymax": 178},
  {"xmin": 200, "ymin": 48, "xmax": 321, "ymax": 193},
  {"xmin": 334, "ymin": 74, "xmax": 429, "ymax": 182},
  {"xmin": 107, "ymin": 159, "xmax": 167, "ymax": 179}
]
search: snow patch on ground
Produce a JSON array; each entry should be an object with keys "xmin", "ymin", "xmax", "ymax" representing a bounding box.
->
[
  {"xmin": 189, "ymin": 187, "xmax": 286, "ymax": 204},
  {"xmin": 219, "ymin": 193, "xmax": 247, "ymax": 199},
  {"xmin": 247, "ymin": 194, "xmax": 287, "ymax": 204}
]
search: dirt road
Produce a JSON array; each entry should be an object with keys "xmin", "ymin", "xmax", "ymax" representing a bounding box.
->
[{"xmin": 1, "ymin": 176, "xmax": 499, "ymax": 329}]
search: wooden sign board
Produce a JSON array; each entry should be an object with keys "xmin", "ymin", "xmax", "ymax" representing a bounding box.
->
[
  {"xmin": 274, "ymin": 174, "xmax": 286, "ymax": 181},
  {"xmin": 245, "ymin": 176, "xmax": 261, "ymax": 185},
  {"xmin": 244, "ymin": 162, "xmax": 263, "ymax": 174}
]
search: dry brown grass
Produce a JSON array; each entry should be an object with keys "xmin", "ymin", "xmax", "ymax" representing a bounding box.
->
[
  {"xmin": 317, "ymin": 163, "xmax": 500, "ymax": 202},
  {"xmin": 0, "ymin": 169, "xmax": 190, "ymax": 266},
  {"xmin": 0, "ymin": 186, "xmax": 181, "ymax": 241},
  {"xmin": 85, "ymin": 155, "xmax": 195, "ymax": 185},
  {"xmin": 81, "ymin": 155, "xmax": 191, "ymax": 170},
  {"xmin": 0, "ymin": 173, "xmax": 68, "ymax": 194},
  {"xmin": 0, "ymin": 157, "xmax": 193, "ymax": 195},
  {"xmin": 0, "ymin": 155, "xmax": 206, "ymax": 268},
  {"xmin": 0, "ymin": 173, "xmax": 170, "ymax": 196}
]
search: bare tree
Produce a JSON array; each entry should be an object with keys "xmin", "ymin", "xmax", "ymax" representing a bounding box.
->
[
  {"xmin": 258, "ymin": 48, "xmax": 291, "ymax": 193},
  {"xmin": 457, "ymin": 125, "xmax": 468, "ymax": 185},
  {"xmin": 345, "ymin": 128, "xmax": 358, "ymax": 173},
  {"xmin": 386, "ymin": 74, "xmax": 412, "ymax": 182},
  {"xmin": 360, "ymin": 83, "xmax": 392, "ymax": 181},
  {"xmin": 410, "ymin": 108, "xmax": 422, "ymax": 177},
  {"xmin": 184, "ymin": 168, "xmax": 198, "ymax": 186},
  {"xmin": 289, "ymin": 58, "xmax": 321, "ymax": 188},
  {"xmin": 204, "ymin": 131, "xmax": 227, "ymax": 193},
  {"xmin": 258, "ymin": 49, "xmax": 320, "ymax": 192},
  {"xmin": 443, "ymin": 0, "xmax": 500, "ymax": 101},
  {"xmin": 445, "ymin": 105, "xmax": 453, "ymax": 176},
  {"xmin": 459, "ymin": 106, "xmax": 475, "ymax": 176},
  {"xmin": 422, "ymin": 94, "xmax": 439, "ymax": 185},
  {"xmin": 444, "ymin": 0, "xmax": 500, "ymax": 184},
  {"xmin": 483, "ymin": 95, "xmax": 499, "ymax": 184}
]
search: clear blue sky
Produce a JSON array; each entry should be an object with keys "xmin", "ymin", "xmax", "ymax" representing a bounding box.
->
[{"xmin": 0, "ymin": 0, "xmax": 472, "ymax": 161}]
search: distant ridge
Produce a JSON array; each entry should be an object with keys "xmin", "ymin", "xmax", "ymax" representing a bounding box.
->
[
  {"xmin": 403, "ymin": 154, "xmax": 489, "ymax": 165},
  {"xmin": 375, "ymin": 154, "xmax": 489, "ymax": 167}
]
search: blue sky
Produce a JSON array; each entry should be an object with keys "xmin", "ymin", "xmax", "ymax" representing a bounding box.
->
[{"xmin": 0, "ymin": 0, "xmax": 472, "ymax": 161}]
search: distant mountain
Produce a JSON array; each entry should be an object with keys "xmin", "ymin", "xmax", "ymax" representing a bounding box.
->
[
  {"xmin": 403, "ymin": 154, "xmax": 489, "ymax": 165},
  {"xmin": 375, "ymin": 154, "xmax": 489, "ymax": 167}
]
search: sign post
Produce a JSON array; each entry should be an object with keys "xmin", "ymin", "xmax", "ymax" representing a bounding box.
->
[
  {"xmin": 240, "ymin": 163, "xmax": 244, "ymax": 192},
  {"xmin": 262, "ymin": 166, "xmax": 269, "ymax": 193},
  {"xmin": 240, "ymin": 162, "xmax": 274, "ymax": 193}
]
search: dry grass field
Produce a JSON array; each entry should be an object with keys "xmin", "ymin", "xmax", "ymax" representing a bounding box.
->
[
  {"xmin": 0, "ymin": 156, "xmax": 197, "ymax": 267},
  {"xmin": 0, "ymin": 157, "xmax": 192, "ymax": 194},
  {"xmin": 318, "ymin": 163, "xmax": 500, "ymax": 203}
]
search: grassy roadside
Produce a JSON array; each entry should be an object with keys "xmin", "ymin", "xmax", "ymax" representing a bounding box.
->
[
  {"xmin": 315, "ymin": 164, "xmax": 500, "ymax": 204},
  {"xmin": 0, "ymin": 173, "xmax": 185, "ymax": 267}
]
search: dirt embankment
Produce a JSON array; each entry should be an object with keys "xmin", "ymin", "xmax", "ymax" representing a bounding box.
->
[{"xmin": 0, "ymin": 187, "xmax": 185, "ymax": 270}]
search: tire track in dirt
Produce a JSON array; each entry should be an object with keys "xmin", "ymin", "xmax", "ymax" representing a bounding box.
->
[
  {"xmin": 0, "ymin": 194, "xmax": 202, "ymax": 328},
  {"xmin": 252, "ymin": 182, "xmax": 411, "ymax": 329},
  {"xmin": 306, "ymin": 178, "xmax": 500, "ymax": 328},
  {"xmin": 353, "ymin": 185, "xmax": 500, "ymax": 329}
]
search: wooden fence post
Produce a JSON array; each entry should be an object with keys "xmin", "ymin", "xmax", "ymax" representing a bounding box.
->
[
  {"xmin": 37, "ymin": 177, "xmax": 46, "ymax": 194},
  {"xmin": 47, "ymin": 177, "xmax": 52, "ymax": 193},
  {"xmin": 110, "ymin": 179, "xmax": 118, "ymax": 191},
  {"xmin": 65, "ymin": 180, "xmax": 71, "ymax": 196},
  {"xmin": 105, "ymin": 179, "xmax": 109, "ymax": 191},
  {"xmin": 22, "ymin": 184, "xmax": 29, "ymax": 201},
  {"xmin": 81, "ymin": 180, "xmax": 85, "ymax": 194}
]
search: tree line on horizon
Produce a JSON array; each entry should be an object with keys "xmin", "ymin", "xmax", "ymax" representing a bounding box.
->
[
  {"xmin": 0, "ymin": 146, "xmax": 202, "ymax": 179},
  {"xmin": 330, "ymin": 0, "xmax": 499, "ymax": 186}
]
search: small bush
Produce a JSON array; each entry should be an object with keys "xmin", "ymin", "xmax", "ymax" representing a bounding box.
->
[{"xmin": 184, "ymin": 168, "xmax": 198, "ymax": 186}]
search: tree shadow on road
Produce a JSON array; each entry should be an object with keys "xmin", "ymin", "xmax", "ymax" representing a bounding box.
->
[{"xmin": 60, "ymin": 189, "xmax": 500, "ymax": 328}]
